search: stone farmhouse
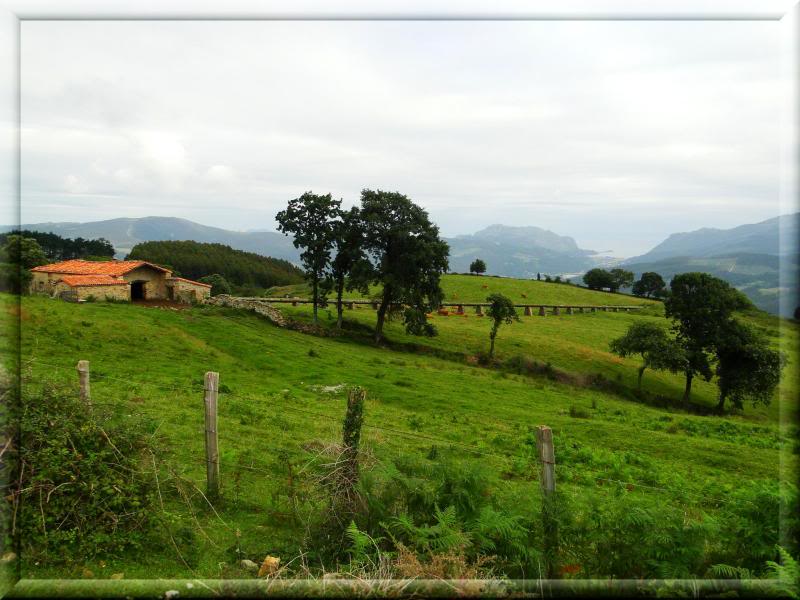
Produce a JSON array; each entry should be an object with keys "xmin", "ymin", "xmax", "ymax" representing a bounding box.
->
[{"xmin": 30, "ymin": 259, "xmax": 211, "ymax": 303}]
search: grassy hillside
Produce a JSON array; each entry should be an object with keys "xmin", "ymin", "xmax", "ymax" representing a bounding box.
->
[
  {"xmin": 5, "ymin": 289, "xmax": 797, "ymax": 581},
  {"xmin": 269, "ymin": 274, "xmax": 656, "ymax": 307},
  {"xmin": 282, "ymin": 301, "xmax": 798, "ymax": 424}
]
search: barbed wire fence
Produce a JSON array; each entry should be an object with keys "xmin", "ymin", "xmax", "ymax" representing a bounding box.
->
[{"xmin": 14, "ymin": 356, "xmax": 766, "ymax": 579}]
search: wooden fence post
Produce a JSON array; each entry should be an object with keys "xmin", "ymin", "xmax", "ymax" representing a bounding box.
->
[
  {"xmin": 76, "ymin": 360, "xmax": 91, "ymax": 409},
  {"xmin": 475, "ymin": 305, "xmax": 483, "ymax": 316},
  {"xmin": 524, "ymin": 306, "xmax": 532, "ymax": 316},
  {"xmin": 538, "ymin": 306, "xmax": 546, "ymax": 316},
  {"xmin": 204, "ymin": 371, "xmax": 220, "ymax": 500},
  {"xmin": 535, "ymin": 425, "xmax": 558, "ymax": 579}
]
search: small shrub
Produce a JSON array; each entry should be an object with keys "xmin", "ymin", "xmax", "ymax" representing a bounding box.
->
[
  {"xmin": 15, "ymin": 379, "xmax": 159, "ymax": 563},
  {"xmin": 308, "ymin": 348, "xmax": 320, "ymax": 358},
  {"xmin": 569, "ymin": 405, "xmax": 591, "ymax": 419}
]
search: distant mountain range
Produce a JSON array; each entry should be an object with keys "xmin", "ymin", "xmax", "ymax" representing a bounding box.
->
[
  {"xmin": 625, "ymin": 213, "xmax": 799, "ymax": 263},
  {"xmin": 621, "ymin": 213, "xmax": 798, "ymax": 317},
  {"xmin": 4, "ymin": 212, "xmax": 798, "ymax": 317},
  {"xmin": 446, "ymin": 224, "xmax": 599, "ymax": 277},
  {"xmin": 0, "ymin": 216, "xmax": 300, "ymax": 262}
]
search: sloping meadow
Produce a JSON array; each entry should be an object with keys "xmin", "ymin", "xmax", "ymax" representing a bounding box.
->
[{"xmin": 4, "ymin": 291, "xmax": 797, "ymax": 581}]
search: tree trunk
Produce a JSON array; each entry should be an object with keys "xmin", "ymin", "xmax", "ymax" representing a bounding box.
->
[
  {"xmin": 716, "ymin": 391, "xmax": 726, "ymax": 414},
  {"xmin": 488, "ymin": 329, "xmax": 497, "ymax": 358},
  {"xmin": 374, "ymin": 288, "xmax": 391, "ymax": 343},
  {"xmin": 312, "ymin": 278, "xmax": 319, "ymax": 324},
  {"xmin": 336, "ymin": 278, "xmax": 344, "ymax": 329},
  {"xmin": 682, "ymin": 371, "xmax": 693, "ymax": 406},
  {"xmin": 637, "ymin": 365, "xmax": 646, "ymax": 391}
]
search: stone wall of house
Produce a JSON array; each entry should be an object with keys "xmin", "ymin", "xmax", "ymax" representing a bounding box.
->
[
  {"xmin": 207, "ymin": 295, "xmax": 286, "ymax": 327},
  {"xmin": 169, "ymin": 279, "xmax": 211, "ymax": 303},
  {"xmin": 123, "ymin": 265, "xmax": 170, "ymax": 299},
  {"xmin": 30, "ymin": 271, "xmax": 61, "ymax": 295},
  {"xmin": 52, "ymin": 282, "xmax": 131, "ymax": 302}
]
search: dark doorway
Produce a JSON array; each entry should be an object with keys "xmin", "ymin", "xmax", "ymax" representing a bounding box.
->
[{"xmin": 131, "ymin": 281, "xmax": 146, "ymax": 300}]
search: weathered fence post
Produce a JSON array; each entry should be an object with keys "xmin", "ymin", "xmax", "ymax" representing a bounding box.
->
[
  {"xmin": 371, "ymin": 301, "xmax": 378, "ymax": 310},
  {"xmin": 204, "ymin": 371, "xmax": 220, "ymax": 500},
  {"xmin": 579, "ymin": 307, "xmax": 585, "ymax": 313},
  {"xmin": 566, "ymin": 307, "xmax": 573, "ymax": 315},
  {"xmin": 535, "ymin": 425, "xmax": 558, "ymax": 579},
  {"xmin": 553, "ymin": 306, "xmax": 560, "ymax": 316},
  {"xmin": 538, "ymin": 306, "xmax": 546, "ymax": 317},
  {"xmin": 347, "ymin": 302, "xmax": 354, "ymax": 310},
  {"xmin": 475, "ymin": 305, "xmax": 483, "ymax": 316},
  {"xmin": 342, "ymin": 387, "xmax": 366, "ymax": 487},
  {"xmin": 76, "ymin": 360, "xmax": 91, "ymax": 409},
  {"xmin": 524, "ymin": 305, "xmax": 532, "ymax": 316},
  {"xmin": 590, "ymin": 307, "xmax": 596, "ymax": 313},
  {"xmin": 457, "ymin": 304, "xmax": 464, "ymax": 314}
]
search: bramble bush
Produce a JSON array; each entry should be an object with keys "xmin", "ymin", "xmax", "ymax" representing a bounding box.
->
[{"xmin": 15, "ymin": 379, "xmax": 160, "ymax": 563}]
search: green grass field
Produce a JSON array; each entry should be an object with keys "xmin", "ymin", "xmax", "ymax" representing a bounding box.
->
[
  {"xmin": 268, "ymin": 274, "xmax": 656, "ymax": 307},
  {"xmin": 4, "ymin": 274, "xmax": 798, "ymax": 581}
]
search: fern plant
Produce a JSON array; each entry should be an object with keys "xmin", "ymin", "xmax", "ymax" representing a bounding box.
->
[{"xmin": 766, "ymin": 546, "xmax": 799, "ymax": 599}]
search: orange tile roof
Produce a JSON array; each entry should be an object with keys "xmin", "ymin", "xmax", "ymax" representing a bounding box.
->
[
  {"xmin": 167, "ymin": 276, "xmax": 212, "ymax": 288},
  {"xmin": 31, "ymin": 259, "xmax": 170, "ymax": 276},
  {"xmin": 59, "ymin": 275, "xmax": 129, "ymax": 287}
]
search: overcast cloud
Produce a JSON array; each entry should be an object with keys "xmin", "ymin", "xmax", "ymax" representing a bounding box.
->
[{"xmin": 20, "ymin": 20, "xmax": 787, "ymax": 256}]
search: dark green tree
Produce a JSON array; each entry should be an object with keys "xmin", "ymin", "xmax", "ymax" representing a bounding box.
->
[
  {"xmin": 664, "ymin": 272, "xmax": 746, "ymax": 405},
  {"xmin": 486, "ymin": 293, "xmax": 519, "ymax": 359},
  {"xmin": 0, "ymin": 230, "xmax": 114, "ymax": 261},
  {"xmin": 359, "ymin": 189, "xmax": 449, "ymax": 343},
  {"xmin": 632, "ymin": 272, "xmax": 666, "ymax": 298},
  {"xmin": 0, "ymin": 235, "xmax": 48, "ymax": 293},
  {"xmin": 609, "ymin": 322, "xmax": 687, "ymax": 391},
  {"xmin": 537, "ymin": 272, "xmax": 541, "ymax": 281},
  {"xmin": 276, "ymin": 191, "xmax": 341, "ymax": 324},
  {"xmin": 715, "ymin": 320, "xmax": 786, "ymax": 413},
  {"xmin": 323, "ymin": 206, "xmax": 371, "ymax": 329},
  {"xmin": 583, "ymin": 268, "xmax": 613, "ymax": 291},
  {"xmin": 609, "ymin": 268, "xmax": 634, "ymax": 293},
  {"xmin": 198, "ymin": 273, "xmax": 231, "ymax": 296},
  {"xmin": 469, "ymin": 259, "xmax": 487, "ymax": 276}
]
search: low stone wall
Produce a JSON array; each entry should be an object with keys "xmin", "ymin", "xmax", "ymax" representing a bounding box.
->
[{"xmin": 207, "ymin": 295, "xmax": 287, "ymax": 327}]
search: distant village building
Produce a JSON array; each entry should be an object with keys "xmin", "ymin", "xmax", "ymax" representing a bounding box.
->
[{"xmin": 30, "ymin": 259, "xmax": 211, "ymax": 303}]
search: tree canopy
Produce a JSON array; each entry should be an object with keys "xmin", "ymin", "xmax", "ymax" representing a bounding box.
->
[
  {"xmin": 198, "ymin": 273, "xmax": 232, "ymax": 297},
  {"xmin": 359, "ymin": 189, "xmax": 449, "ymax": 342},
  {"xmin": 715, "ymin": 320, "xmax": 786, "ymax": 412},
  {"xmin": 469, "ymin": 259, "xmax": 487, "ymax": 276},
  {"xmin": 609, "ymin": 321, "xmax": 686, "ymax": 390},
  {"xmin": 276, "ymin": 191, "xmax": 341, "ymax": 324},
  {"xmin": 0, "ymin": 235, "xmax": 48, "ymax": 293},
  {"xmin": 664, "ymin": 272, "xmax": 750, "ymax": 404},
  {"xmin": 0, "ymin": 230, "xmax": 114, "ymax": 261},
  {"xmin": 583, "ymin": 268, "xmax": 614, "ymax": 291},
  {"xmin": 632, "ymin": 272, "xmax": 666, "ymax": 298},
  {"xmin": 485, "ymin": 293, "xmax": 519, "ymax": 359},
  {"xmin": 608, "ymin": 268, "xmax": 634, "ymax": 293}
]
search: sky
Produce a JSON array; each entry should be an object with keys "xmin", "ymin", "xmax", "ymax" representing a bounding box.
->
[{"xmin": 19, "ymin": 19, "xmax": 790, "ymax": 256}]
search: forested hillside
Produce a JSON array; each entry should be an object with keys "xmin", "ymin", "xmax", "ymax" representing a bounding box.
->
[
  {"xmin": 0, "ymin": 229, "xmax": 114, "ymax": 260},
  {"xmin": 127, "ymin": 240, "xmax": 304, "ymax": 293}
]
